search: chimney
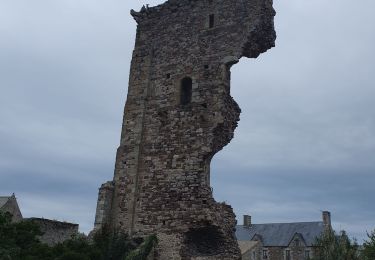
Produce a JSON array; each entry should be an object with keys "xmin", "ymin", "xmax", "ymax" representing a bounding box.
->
[
  {"xmin": 322, "ymin": 211, "xmax": 331, "ymax": 230},
  {"xmin": 243, "ymin": 215, "xmax": 252, "ymax": 228}
]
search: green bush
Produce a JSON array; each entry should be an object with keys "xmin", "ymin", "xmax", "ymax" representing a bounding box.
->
[
  {"xmin": 124, "ymin": 234, "xmax": 158, "ymax": 260},
  {"xmin": 0, "ymin": 212, "xmax": 157, "ymax": 260},
  {"xmin": 0, "ymin": 212, "xmax": 44, "ymax": 260},
  {"xmin": 92, "ymin": 225, "xmax": 139, "ymax": 260},
  {"xmin": 312, "ymin": 230, "xmax": 360, "ymax": 260},
  {"xmin": 361, "ymin": 229, "xmax": 375, "ymax": 260}
]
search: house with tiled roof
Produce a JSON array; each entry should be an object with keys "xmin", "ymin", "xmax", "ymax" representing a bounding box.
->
[
  {"xmin": 0, "ymin": 193, "xmax": 23, "ymax": 222},
  {"xmin": 236, "ymin": 211, "xmax": 332, "ymax": 260}
]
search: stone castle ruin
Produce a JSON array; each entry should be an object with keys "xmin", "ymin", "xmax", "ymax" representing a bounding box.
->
[{"xmin": 94, "ymin": 0, "xmax": 276, "ymax": 259}]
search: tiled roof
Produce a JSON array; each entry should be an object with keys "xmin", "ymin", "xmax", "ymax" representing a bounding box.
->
[
  {"xmin": 0, "ymin": 196, "xmax": 10, "ymax": 209},
  {"xmin": 236, "ymin": 222, "xmax": 324, "ymax": 247}
]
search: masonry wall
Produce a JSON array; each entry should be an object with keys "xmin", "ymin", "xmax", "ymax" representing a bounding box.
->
[
  {"xmin": 26, "ymin": 218, "xmax": 79, "ymax": 246},
  {"xmin": 263, "ymin": 246, "xmax": 315, "ymax": 260},
  {"xmin": 96, "ymin": 0, "xmax": 276, "ymax": 259},
  {"xmin": 94, "ymin": 181, "xmax": 114, "ymax": 230}
]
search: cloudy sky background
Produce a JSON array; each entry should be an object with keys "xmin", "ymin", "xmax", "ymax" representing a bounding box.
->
[{"xmin": 0, "ymin": 0, "xmax": 374, "ymax": 242}]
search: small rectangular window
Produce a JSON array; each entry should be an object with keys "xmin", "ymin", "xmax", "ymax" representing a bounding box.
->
[
  {"xmin": 209, "ymin": 14, "xmax": 215, "ymax": 28},
  {"xmin": 262, "ymin": 250, "xmax": 268, "ymax": 259}
]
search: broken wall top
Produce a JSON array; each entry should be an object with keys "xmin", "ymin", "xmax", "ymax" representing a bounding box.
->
[{"xmin": 130, "ymin": 0, "xmax": 276, "ymax": 62}]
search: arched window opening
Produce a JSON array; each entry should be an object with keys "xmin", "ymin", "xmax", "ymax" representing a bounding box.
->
[{"xmin": 180, "ymin": 77, "xmax": 192, "ymax": 106}]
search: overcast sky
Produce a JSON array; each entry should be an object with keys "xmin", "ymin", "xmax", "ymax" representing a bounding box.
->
[{"xmin": 0, "ymin": 0, "xmax": 374, "ymax": 242}]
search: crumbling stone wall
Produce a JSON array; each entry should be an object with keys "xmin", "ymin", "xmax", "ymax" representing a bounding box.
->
[
  {"xmin": 26, "ymin": 218, "xmax": 79, "ymax": 246},
  {"xmin": 94, "ymin": 181, "xmax": 114, "ymax": 231},
  {"xmin": 95, "ymin": 0, "xmax": 276, "ymax": 259}
]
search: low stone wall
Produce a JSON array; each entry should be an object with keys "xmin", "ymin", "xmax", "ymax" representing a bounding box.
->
[{"xmin": 25, "ymin": 218, "xmax": 79, "ymax": 246}]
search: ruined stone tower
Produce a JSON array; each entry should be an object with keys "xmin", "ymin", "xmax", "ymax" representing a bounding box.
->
[{"xmin": 94, "ymin": 0, "xmax": 276, "ymax": 259}]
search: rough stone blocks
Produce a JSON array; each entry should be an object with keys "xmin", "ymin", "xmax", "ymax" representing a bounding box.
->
[{"xmin": 94, "ymin": 0, "xmax": 276, "ymax": 259}]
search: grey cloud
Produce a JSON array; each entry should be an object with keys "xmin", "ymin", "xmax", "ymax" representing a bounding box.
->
[{"xmin": 211, "ymin": 165, "xmax": 375, "ymax": 242}]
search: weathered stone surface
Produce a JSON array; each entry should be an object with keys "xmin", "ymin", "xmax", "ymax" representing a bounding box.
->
[
  {"xmin": 94, "ymin": 181, "xmax": 114, "ymax": 231},
  {"xmin": 25, "ymin": 218, "xmax": 79, "ymax": 246},
  {"xmin": 94, "ymin": 0, "xmax": 276, "ymax": 259}
]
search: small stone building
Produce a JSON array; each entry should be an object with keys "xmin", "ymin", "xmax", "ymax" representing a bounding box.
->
[
  {"xmin": 236, "ymin": 212, "xmax": 332, "ymax": 260},
  {"xmin": 1, "ymin": 193, "xmax": 79, "ymax": 245},
  {"xmin": 0, "ymin": 194, "xmax": 23, "ymax": 222}
]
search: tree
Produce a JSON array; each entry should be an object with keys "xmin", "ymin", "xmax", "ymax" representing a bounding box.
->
[
  {"xmin": 0, "ymin": 211, "xmax": 157, "ymax": 260},
  {"xmin": 312, "ymin": 230, "xmax": 360, "ymax": 260},
  {"xmin": 361, "ymin": 229, "xmax": 375, "ymax": 260},
  {"xmin": 0, "ymin": 211, "xmax": 44, "ymax": 260},
  {"xmin": 92, "ymin": 225, "xmax": 139, "ymax": 260}
]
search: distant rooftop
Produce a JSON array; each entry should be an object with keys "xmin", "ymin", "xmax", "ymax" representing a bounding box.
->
[{"xmin": 236, "ymin": 221, "xmax": 325, "ymax": 247}]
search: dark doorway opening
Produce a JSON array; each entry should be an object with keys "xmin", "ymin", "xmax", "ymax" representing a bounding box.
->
[{"xmin": 184, "ymin": 226, "xmax": 225, "ymax": 256}]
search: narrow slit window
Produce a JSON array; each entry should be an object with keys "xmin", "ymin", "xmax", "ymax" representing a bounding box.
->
[
  {"xmin": 180, "ymin": 77, "xmax": 192, "ymax": 105},
  {"xmin": 209, "ymin": 14, "xmax": 215, "ymax": 28}
]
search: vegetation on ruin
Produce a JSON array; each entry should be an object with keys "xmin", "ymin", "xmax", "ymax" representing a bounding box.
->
[
  {"xmin": 124, "ymin": 235, "xmax": 157, "ymax": 260},
  {"xmin": 0, "ymin": 212, "xmax": 157, "ymax": 260}
]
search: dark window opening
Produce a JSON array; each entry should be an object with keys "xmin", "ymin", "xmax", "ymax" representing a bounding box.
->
[
  {"xmin": 204, "ymin": 64, "xmax": 209, "ymax": 69},
  {"xmin": 184, "ymin": 226, "xmax": 225, "ymax": 256},
  {"xmin": 166, "ymin": 73, "xmax": 171, "ymax": 79},
  {"xmin": 209, "ymin": 14, "xmax": 215, "ymax": 28},
  {"xmin": 162, "ymin": 220, "xmax": 166, "ymax": 225},
  {"xmin": 262, "ymin": 250, "xmax": 268, "ymax": 259},
  {"xmin": 180, "ymin": 77, "xmax": 192, "ymax": 106}
]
